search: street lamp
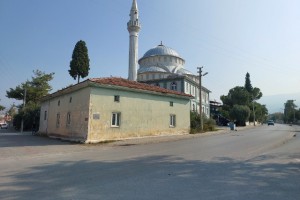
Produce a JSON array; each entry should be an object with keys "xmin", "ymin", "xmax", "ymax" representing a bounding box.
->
[{"xmin": 197, "ymin": 66, "xmax": 208, "ymax": 131}]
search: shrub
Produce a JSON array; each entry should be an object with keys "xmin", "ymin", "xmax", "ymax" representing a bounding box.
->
[{"xmin": 190, "ymin": 112, "xmax": 216, "ymax": 134}]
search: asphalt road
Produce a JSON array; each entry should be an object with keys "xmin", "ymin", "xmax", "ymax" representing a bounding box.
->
[{"xmin": 0, "ymin": 124, "xmax": 299, "ymax": 200}]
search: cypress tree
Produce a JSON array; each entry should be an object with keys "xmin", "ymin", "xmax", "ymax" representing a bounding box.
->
[
  {"xmin": 244, "ymin": 72, "xmax": 253, "ymax": 93},
  {"xmin": 69, "ymin": 40, "xmax": 90, "ymax": 83}
]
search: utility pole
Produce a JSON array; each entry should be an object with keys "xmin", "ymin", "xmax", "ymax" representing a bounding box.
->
[
  {"xmin": 252, "ymin": 96, "xmax": 256, "ymax": 126},
  {"xmin": 21, "ymin": 88, "xmax": 26, "ymax": 133},
  {"xmin": 197, "ymin": 66, "xmax": 208, "ymax": 131}
]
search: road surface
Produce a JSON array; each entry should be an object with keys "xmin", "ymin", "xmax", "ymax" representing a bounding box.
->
[{"xmin": 0, "ymin": 124, "xmax": 299, "ymax": 200}]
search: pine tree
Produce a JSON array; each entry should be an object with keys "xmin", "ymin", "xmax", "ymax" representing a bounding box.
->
[
  {"xmin": 69, "ymin": 40, "xmax": 90, "ymax": 83},
  {"xmin": 244, "ymin": 72, "xmax": 253, "ymax": 93}
]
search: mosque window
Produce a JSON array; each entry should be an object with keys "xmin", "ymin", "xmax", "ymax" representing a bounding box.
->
[
  {"xmin": 58, "ymin": 100, "xmax": 60, "ymax": 106},
  {"xmin": 186, "ymin": 82, "xmax": 189, "ymax": 93},
  {"xmin": 164, "ymin": 57, "xmax": 167, "ymax": 62},
  {"xmin": 170, "ymin": 101, "xmax": 174, "ymax": 107},
  {"xmin": 171, "ymin": 82, "xmax": 177, "ymax": 91},
  {"xmin": 152, "ymin": 74, "xmax": 155, "ymax": 79}
]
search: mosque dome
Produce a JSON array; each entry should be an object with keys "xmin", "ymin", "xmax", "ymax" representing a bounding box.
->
[
  {"xmin": 137, "ymin": 43, "xmax": 194, "ymax": 81},
  {"xmin": 141, "ymin": 43, "xmax": 182, "ymax": 59}
]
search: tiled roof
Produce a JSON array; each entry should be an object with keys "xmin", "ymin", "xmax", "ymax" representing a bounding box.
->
[{"xmin": 89, "ymin": 77, "xmax": 192, "ymax": 98}]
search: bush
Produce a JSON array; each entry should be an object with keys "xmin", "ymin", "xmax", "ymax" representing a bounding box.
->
[{"xmin": 190, "ymin": 112, "xmax": 216, "ymax": 134}]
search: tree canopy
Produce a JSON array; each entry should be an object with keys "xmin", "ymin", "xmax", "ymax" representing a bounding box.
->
[
  {"xmin": 284, "ymin": 100, "xmax": 298, "ymax": 123},
  {"xmin": 244, "ymin": 72, "xmax": 253, "ymax": 93},
  {"xmin": 6, "ymin": 70, "xmax": 54, "ymax": 130},
  {"xmin": 69, "ymin": 40, "xmax": 90, "ymax": 83},
  {"xmin": 220, "ymin": 72, "xmax": 268, "ymax": 126},
  {"xmin": 0, "ymin": 99, "xmax": 5, "ymax": 111},
  {"xmin": 6, "ymin": 70, "xmax": 54, "ymax": 105}
]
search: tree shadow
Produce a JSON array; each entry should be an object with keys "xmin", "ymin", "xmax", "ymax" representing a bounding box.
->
[{"xmin": 1, "ymin": 154, "xmax": 299, "ymax": 200}]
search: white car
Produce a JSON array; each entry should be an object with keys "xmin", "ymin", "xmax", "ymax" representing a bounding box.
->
[{"xmin": 0, "ymin": 123, "xmax": 8, "ymax": 129}]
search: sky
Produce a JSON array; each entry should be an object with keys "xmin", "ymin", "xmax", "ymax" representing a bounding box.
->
[{"xmin": 0, "ymin": 0, "xmax": 299, "ymax": 114}]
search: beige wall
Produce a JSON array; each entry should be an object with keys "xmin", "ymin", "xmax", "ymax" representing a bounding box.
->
[
  {"xmin": 39, "ymin": 87, "xmax": 91, "ymax": 141},
  {"xmin": 88, "ymin": 87, "xmax": 190, "ymax": 142},
  {"xmin": 40, "ymin": 85, "xmax": 191, "ymax": 143}
]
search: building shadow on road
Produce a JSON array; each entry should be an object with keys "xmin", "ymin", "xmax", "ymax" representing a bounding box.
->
[
  {"xmin": 1, "ymin": 153, "xmax": 299, "ymax": 200},
  {"xmin": 0, "ymin": 134, "xmax": 72, "ymax": 148}
]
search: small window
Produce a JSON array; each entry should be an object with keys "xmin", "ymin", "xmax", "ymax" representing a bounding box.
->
[
  {"xmin": 56, "ymin": 113, "xmax": 60, "ymax": 128},
  {"xmin": 170, "ymin": 101, "xmax": 174, "ymax": 107},
  {"xmin": 44, "ymin": 111, "xmax": 47, "ymax": 120},
  {"xmin": 192, "ymin": 104, "xmax": 195, "ymax": 112},
  {"xmin": 170, "ymin": 115, "xmax": 176, "ymax": 127},
  {"xmin": 111, "ymin": 112, "xmax": 121, "ymax": 127},
  {"xmin": 171, "ymin": 82, "xmax": 177, "ymax": 91},
  {"xmin": 66, "ymin": 112, "xmax": 71, "ymax": 126},
  {"xmin": 69, "ymin": 97, "xmax": 72, "ymax": 103},
  {"xmin": 114, "ymin": 95, "xmax": 120, "ymax": 102},
  {"xmin": 58, "ymin": 100, "xmax": 60, "ymax": 106}
]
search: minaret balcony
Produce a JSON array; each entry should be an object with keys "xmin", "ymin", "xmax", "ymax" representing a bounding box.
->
[{"xmin": 127, "ymin": 20, "xmax": 141, "ymax": 27}]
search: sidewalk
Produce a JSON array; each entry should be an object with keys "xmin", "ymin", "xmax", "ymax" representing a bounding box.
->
[{"xmin": 107, "ymin": 125, "xmax": 258, "ymax": 147}]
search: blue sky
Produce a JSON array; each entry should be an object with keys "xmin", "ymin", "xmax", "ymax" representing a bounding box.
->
[{"xmin": 1, "ymin": 0, "xmax": 299, "ymax": 113}]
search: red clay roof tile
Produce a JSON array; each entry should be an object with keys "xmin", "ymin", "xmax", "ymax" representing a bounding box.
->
[{"xmin": 89, "ymin": 77, "xmax": 192, "ymax": 98}]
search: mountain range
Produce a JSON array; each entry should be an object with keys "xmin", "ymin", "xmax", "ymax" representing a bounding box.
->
[{"xmin": 259, "ymin": 92, "xmax": 300, "ymax": 114}]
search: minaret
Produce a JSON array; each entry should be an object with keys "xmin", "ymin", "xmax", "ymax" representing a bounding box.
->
[{"xmin": 127, "ymin": 0, "xmax": 141, "ymax": 81}]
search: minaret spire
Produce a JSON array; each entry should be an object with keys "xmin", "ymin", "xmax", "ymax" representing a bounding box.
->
[{"xmin": 127, "ymin": 0, "xmax": 141, "ymax": 81}]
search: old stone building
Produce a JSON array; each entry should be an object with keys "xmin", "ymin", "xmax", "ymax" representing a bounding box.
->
[{"xmin": 39, "ymin": 78, "xmax": 192, "ymax": 142}]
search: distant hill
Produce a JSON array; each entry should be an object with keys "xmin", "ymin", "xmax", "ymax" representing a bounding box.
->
[{"xmin": 259, "ymin": 93, "xmax": 300, "ymax": 114}]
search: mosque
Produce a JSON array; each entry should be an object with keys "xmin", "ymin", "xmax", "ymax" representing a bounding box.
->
[
  {"xmin": 128, "ymin": 0, "xmax": 211, "ymax": 117},
  {"xmin": 37, "ymin": 0, "xmax": 211, "ymax": 142}
]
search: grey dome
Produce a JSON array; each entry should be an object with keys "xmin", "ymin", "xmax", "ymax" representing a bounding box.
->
[
  {"xmin": 138, "ymin": 66, "xmax": 167, "ymax": 73},
  {"xmin": 141, "ymin": 44, "xmax": 182, "ymax": 59}
]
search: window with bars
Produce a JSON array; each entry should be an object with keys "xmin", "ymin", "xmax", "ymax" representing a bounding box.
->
[
  {"xmin": 170, "ymin": 115, "xmax": 176, "ymax": 127},
  {"xmin": 111, "ymin": 112, "xmax": 121, "ymax": 127}
]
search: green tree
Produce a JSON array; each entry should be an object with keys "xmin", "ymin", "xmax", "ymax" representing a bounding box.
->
[
  {"xmin": 229, "ymin": 105, "xmax": 251, "ymax": 126},
  {"xmin": 284, "ymin": 100, "xmax": 297, "ymax": 123},
  {"xmin": 190, "ymin": 112, "xmax": 216, "ymax": 133},
  {"xmin": 220, "ymin": 86, "xmax": 250, "ymax": 107},
  {"xmin": 244, "ymin": 72, "xmax": 253, "ymax": 93},
  {"xmin": 69, "ymin": 40, "xmax": 90, "ymax": 83},
  {"xmin": 0, "ymin": 99, "xmax": 5, "ymax": 111},
  {"xmin": 6, "ymin": 70, "xmax": 54, "ymax": 130},
  {"xmin": 221, "ymin": 73, "xmax": 265, "ymax": 126},
  {"xmin": 250, "ymin": 103, "xmax": 268, "ymax": 123}
]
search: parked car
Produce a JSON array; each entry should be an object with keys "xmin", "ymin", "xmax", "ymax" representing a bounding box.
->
[
  {"xmin": 0, "ymin": 123, "xmax": 8, "ymax": 129},
  {"xmin": 267, "ymin": 120, "xmax": 274, "ymax": 126}
]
